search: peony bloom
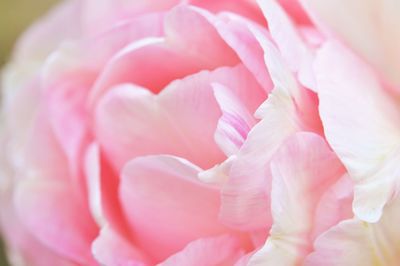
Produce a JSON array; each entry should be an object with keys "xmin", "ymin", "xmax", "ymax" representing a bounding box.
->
[{"xmin": 0, "ymin": 0, "xmax": 398, "ymax": 265}]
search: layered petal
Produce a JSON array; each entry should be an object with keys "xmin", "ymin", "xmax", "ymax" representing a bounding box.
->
[
  {"xmin": 315, "ymin": 41, "xmax": 400, "ymax": 222},
  {"xmin": 92, "ymin": 225, "xmax": 150, "ymax": 266},
  {"xmin": 14, "ymin": 177, "xmax": 98, "ymax": 265},
  {"xmin": 220, "ymin": 25, "xmax": 321, "ymax": 230},
  {"xmin": 258, "ymin": 0, "xmax": 315, "ymax": 90},
  {"xmin": 248, "ymin": 133, "xmax": 346, "ymax": 266},
  {"xmin": 158, "ymin": 235, "xmax": 244, "ymax": 266},
  {"xmin": 119, "ymin": 155, "xmax": 244, "ymax": 262},
  {"xmin": 95, "ymin": 64, "xmax": 263, "ymax": 170},
  {"xmin": 306, "ymin": 197, "xmax": 400, "ymax": 266},
  {"xmin": 89, "ymin": 5, "xmax": 240, "ymax": 105},
  {"xmin": 301, "ymin": 0, "xmax": 400, "ymax": 89},
  {"xmin": 213, "ymin": 83, "xmax": 256, "ymax": 156}
]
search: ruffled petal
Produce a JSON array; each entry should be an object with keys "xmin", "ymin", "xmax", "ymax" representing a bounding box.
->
[
  {"xmin": 95, "ymin": 65, "xmax": 262, "ymax": 170},
  {"xmin": 119, "ymin": 155, "xmax": 236, "ymax": 262},
  {"xmin": 92, "ymin": 225, "xmax": 150, "ymax": 266},
  {"xmin": 248, "ymin": 133, "xmax": 345, "ymax": 265},
  {"xmin": 306, "ymin": 197, "xmax": 400, "ymax": 266},
  {"xmin": 301, "ymin": 0, "xmax": 400, "ymax": 89},
  {"xmin": 220, "ymin": 27, "xmax": 321, "ymax": 230},
  {"xmin": 158, "ymin": 235, "xmax": 244, "ymax": 266},
  {"xmin": 14, "ymin": 177, "xmax": 98, "ymax": 265},
  {"xmin": 315, "ymin": 41, "xmax": 400, "ymax": 222}
]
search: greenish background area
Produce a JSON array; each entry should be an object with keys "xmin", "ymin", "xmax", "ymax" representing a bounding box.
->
[
  {"xmin": 0, "ymin": 1, "xmax": 59, "ymax": 265},
  {"xmin": 0, "ymin": 0, "xmax": 59, "ymax": 65}
]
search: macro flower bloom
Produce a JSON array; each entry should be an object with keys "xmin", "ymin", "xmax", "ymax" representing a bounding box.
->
[{"xmin": 0, "ymin": 0, "xmax": 399, "ymax": 265}]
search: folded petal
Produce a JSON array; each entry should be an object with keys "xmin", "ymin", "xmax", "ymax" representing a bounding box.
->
[
  {"xmin": 301, "ymin": 0, "xmax": 400, "ymax": 89},
  {"xmin": 248, "ymin": 133, "xmax": 346, "ymax": 266},
  {"xmin": 208, "ymin": 11, "xmax": 273, "ymax": 92},
  {"xmin": 213, "ymin": 83, "xmax": 257, "ymax": 156},
  {"xmin": 220, "ymin": 27, "xmax": 321, "ymax": 230},
  {"xmin": 306, "ymin": 197, "xmax": 400, "ymax": 266},
  {"xmin": 92, "ymin": 225, "xmax": 150, "ymax": 266},
  {"xmin": 14, "ymin": 177, "xmax": 98, "ymax": 265},
  {"xmin": 119, "ymin": 155, "xmax": 237, "ymax": 262},
  {"xmin": 315, "ymin": 41, "xmax": 400, "ymax": 222},
  {"xmin": 158, "ymin": 235, "xmax": 244, "ymax": 266},
  {"xmin": 258, "ymin": 0, "xmax": 315, "ymax": 90},
  {"xmin": 89, "ymin": 5, "xmax": 240, "ymax": 105},
  {"xmin": 95, "ymin": 64, "xmax": 262, "ymax": 170}
]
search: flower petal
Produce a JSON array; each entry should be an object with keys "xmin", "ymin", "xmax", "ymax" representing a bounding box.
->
[
  {"xmin": 92, "ymin": 225, "xmax": 150, "ymax": 266},
  {"xmin": 248, "ymin": 133, "xmax": 346, "ymax": 266},
  {"xmin": 14, "ymin": 177, "xmax": 98, "ymax": 265},
  {"xmin": 119, "ymin": 155, "xmax": 236, "ymax": 262},
  {"xmin": 220, "ymin": 27, "xmax": 321, "ymax": 230},
  {"xmin": 95, "ymin": 65, "xmax": 262, "ymax": 170},
  {"xmin": 305, "ymin": 197, "xmax": 400, "ymax": 266},
  {"xmin": 158, "ymin": 235, "xmax": 244, "ymax": 266},
  {"xmin": 301, "ymin": 0, "xmax": 400, "ymax": 89},
  {"xmin": 213, "ymin": 83, "xmax": 256, "ymax": 156},
  {"xmin": 315, "ymin": 41, "xmax": 400, "ymax": 222}
]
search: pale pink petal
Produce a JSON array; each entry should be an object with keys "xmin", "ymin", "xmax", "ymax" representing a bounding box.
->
[
  {"xmin": 248, "ymin": 132, "xmax": 345, "ymax": 266},
  {"xmin": 119, "ymin": 155, "xmax": 243, "ymax": 262},
  {"xmin": 92, "ymin": 225, "xmax": 150, "ymax": 266},
  {"xmin": 305, "ymin": 197, "xmax": 400, "ymax": 266},
  {"xmin": 0, "ymin": 186, "xmax": 75, "ymax": 266},
  {"xmin": 45, "ymin": 76, "xmax": 92, "ymax": 199},
  {"xmin": 89, "ymin": 5, "xmax": 240, "ymax": 105},
  {"xmin": 190, "ymin": 0, "xmax": 265, "ymax": 25},
  {"xmin": 84, "ymin": 143, "xmax": 105, "ymax": 226},
  {"xmin": 300, "ymin": 0, "xmax": 400, "ymax": 89},
  {"xmin": 164, "ymin": 5, "xmax": 239, "ymax": 67},
  {"xmin": 315, "ymin": 41, "xmax": 400, "ymax": 222},
  {"xmin": 158, "ymin": 235, "xmax": 244, "ymax": 266},
  {"xmin": 277, "ymin": 0, "xmax": 311, "ymax": 24},
  {"xmin": 82, "ymin": 0, "xmax": 180, "ymax": 34},
  {"xmin": 95, "ymin": 65, "xmax": 262, "ymax": 170},
  {"xmin": 198, "ymin": 155, "xmax": 237, "ymax": 186},
  {"xmin": 220, "ymin": 27, "xmax": 321, "ymax": 230},
  {"xmin": 14, "ymin": 177, "xmax": 98, "ymax": 265},
  {"xmin": 257, "ymin": 0, "xmax": 316, "ymax": 90},
  {"xmin": 213, "ymin": 83, "xmax": 256, "ymax": 156},
  {"xmin": 212, "ymin": 12, "xmax": 273, "ymax": 92},
  {"xmin": 311, "ymin": 175, "xmax": 353, "ymax": 240},
  {"xmin": 85, "ymin": 142, "xmax": 132, "ymax": 240}
]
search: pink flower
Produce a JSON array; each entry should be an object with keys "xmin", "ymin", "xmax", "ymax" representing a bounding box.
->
[{"xmin": 1, "ymin": 0, "xmax": 398, "ymax": 265}]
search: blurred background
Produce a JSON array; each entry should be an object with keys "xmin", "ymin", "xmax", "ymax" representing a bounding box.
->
[
  {"xmin": 0, "ymin": 1, "xmax": 59, "ymax": 265},
  {"xmin": 0, "ymin": 0, "xmax": 58, "ymax": 64}
]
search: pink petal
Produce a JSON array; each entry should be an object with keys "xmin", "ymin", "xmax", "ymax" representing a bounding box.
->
[
  {"xmin": 248, "ymin": 132, "xmax": 346, "ymax": 265},
  {"xmin": 190, "ymin": 0, "xmax": 265, "ymax": 25},
  {"xmin": 0, "ymin": 188, "xmax": 75, "ymax": 266},
  {"xmin": 14, "ymin": 177, "xmax": 98, "ymax": 265},
  {"xmin": 212, "ymin": 12, "xmax": 273, "ymax": 92},
  {"xmin": 311, "ymin": 175, "xmax": 353, "ymax": 240},
  {"xmin": 305, "ymin": 197, "xmax": 400, "ymax": 265},
  {"xmin": 95, "ymin": 65, "xmax": 262, "ymax": 171},
  {"xmin": 158, "ymin": 235, "xmax": 244, "ymax": 266},
  {"xmin": 92, "ymin": 225, "xmax": 150, "ymax": 266},
  {"xmin": 81, "ymin": 0, "xmax": 179, "ymax": 35},
  {"xmin": 84, "ymin": 142, "xmax": 133, "ymax": 241},
  {"xmin": 220, "ymin": 28, "xmax": 321, "ymax": 230},
  {"xmin": 213, "ymin": 83, "xmax": 257, "ymax": 156},
  {"xmin": 315, "ymin": 41, "xmax": 400, "ymax": 222},
  {"xmin": 300, "ymin": 0, "xmax": 400, "ymax": 90},
  {"xmin": 89, "ymin": 5, "xmax": 240, "ymax": 105},
  {"xmin": 258, "ymin": 0, "xmax": 315, "ymax": 90},
  {"xmin": 119, "ymin": 155, "xmax": 246, "ymax": 262}
]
